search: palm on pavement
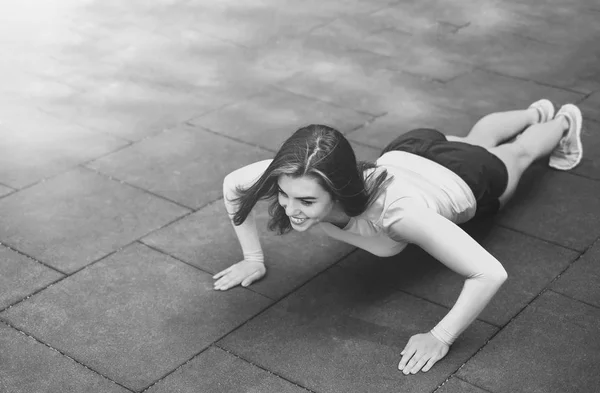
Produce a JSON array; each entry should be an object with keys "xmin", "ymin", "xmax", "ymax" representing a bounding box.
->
[{"xmin": 213, "ymin": 260, "xmax": 266, "ymax": 290}]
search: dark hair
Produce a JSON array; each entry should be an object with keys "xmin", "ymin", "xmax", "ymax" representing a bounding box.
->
[{"xmin": 230, "ymin": 124, "xmax": 391, "ymax": 234}]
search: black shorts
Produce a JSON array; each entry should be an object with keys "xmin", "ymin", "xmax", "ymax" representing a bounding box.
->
[{"xmin": 380, "ymin": 128, "xmax": 509, "ymax": 218}]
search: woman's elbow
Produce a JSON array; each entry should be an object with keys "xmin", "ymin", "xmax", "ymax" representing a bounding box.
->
[{"xmin": 490, "ymin": 266, "xmax": 508, "ymax": 286}]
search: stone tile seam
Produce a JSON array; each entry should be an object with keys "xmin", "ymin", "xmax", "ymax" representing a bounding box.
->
[
  {"xmin": 433, "ymin": 375, "xmax": 495, "ymax": 393},
  {"xmin": 0, "ymin": 240, "xmax": 66, "ymax": 276},
  {"xmin": 341, "ymin": 46, "xmax": 465, "ymax": 84},
  {"xmin": 136, "ymin": 240, "xmax": 274, "ymax": 302},
  {"xmin": 0, "ymin": 246, "xmax": 125, "ymax": 314},
  {"xmin": 495, "ymin": 223, "xmax": 585, "ymax": 253},
  {"xmin": 472, "ymin": 66, "xmax": 590, "ymax": 96},
  {"xmin": 0, "ymin": 318, "xmax": 135, "ymax": 393},
  {"xmin": 0, "ymin": 182, "xmax": 15, "ymax": 190},
  {"xmin": 0, "ymin": 135, "xmax": 132, "ymax": 193},
  {"xmin": 0, "ymin": 189, "xmax": 18, "ymax": 201},
  {"xmin": 79, "ymin": 165, "xmax": 195, "ymax": 211},
  {"xmin": 184, "ymin": 121, "xmax": 278, "ymax": 154},
  {"xmin": 0, "ymin": 195, "xmax": 232, "ymax": 314},
  {"xmin": 36, "ymin": 106, "xmax": 135, "ymax": 144},
  {"xmin": 267, "ymin": 83, "xmax": 383, "ymax": 117},
  {"xmin": 548, "ymin": 289, "xmax": 600, "ymax": 311},
  {"xmin": 135, "ymin": 243, "xmax": 357, "ymax": 393},
  {"xmin": 568, "ymin": 170, "xmax": 600, "ymax": 183},
  {"xmin": 429, "ymin": 235, "xmax": 595, "ymax": 388},
  {"xmin": 575, "ymin": 91, "xmax": 595, "ymax": 105},
  {"xmin": 0, "ymin": 274, "xmax": 64, "ymax": 315},
  {"xmin": 215, "ymin": 344, "xmax": 318, "ymax": 393},
  {"xmin": 137, "ymin": 346, "xmax": 213, "ymax": 393},
  {"xmin": 393, "ymin": 287, "xmax": 501, "ymax": 328},
  {"xmin": 138, "ymin": 253, "xmax": 363, "ymax": 390}
]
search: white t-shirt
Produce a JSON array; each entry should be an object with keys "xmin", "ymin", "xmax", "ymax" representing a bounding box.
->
[{"xmin": 318, "ymin": 151, "xmax": 477, "ymax": 257}]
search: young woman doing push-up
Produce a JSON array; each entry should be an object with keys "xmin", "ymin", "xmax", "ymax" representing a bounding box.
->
[{"xmin": 213, "ymin": 100, "xmax": 583, "ymax": 375}]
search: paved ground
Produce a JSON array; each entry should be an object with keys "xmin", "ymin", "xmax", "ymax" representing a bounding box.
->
[{"xmin": 1, "ymin": 0, "xmax": 599, "ymax": 392}]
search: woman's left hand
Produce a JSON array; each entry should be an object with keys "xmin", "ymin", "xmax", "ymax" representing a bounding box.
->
[{"xmin": 398, "ymin": 332, "xmax": 449, "ymax": 375}]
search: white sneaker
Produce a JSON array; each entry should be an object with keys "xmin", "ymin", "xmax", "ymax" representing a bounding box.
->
[
  {"xmin": 529, "ymin": 99, "xmax": 555, "ymax": 123},
  {"xmin": 549, "ymin": 104, "xmax": 583, "ymax": 170}
]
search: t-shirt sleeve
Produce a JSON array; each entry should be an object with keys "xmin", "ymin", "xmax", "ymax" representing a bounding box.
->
[{"xmin": 379, "ymin": 197, "xmax": 422, "ymax": 243}]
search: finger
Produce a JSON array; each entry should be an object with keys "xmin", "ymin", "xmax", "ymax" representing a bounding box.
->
[
  {"xmin": 215, "ymin": 277, "xmax": 237, "ymax": 290},
  {"xmin": 213, "ymin": 275, "xmax": 231, "ymax": 287},
  {"xmin": 398, "ymin": 348, "xmax": 416, "ymax": 371},
  {"xmin": 410, "ymin": 357, "xmax": 429, "ymax": 374},
  {"xmin": 241, "ymin": 271, "xmax": 261, "ymax": 287},
  {"xmin": 213, "ymin": 267, "xmax": 233, "ymax": 280},
  {"xmin": 403, "ymin": 354, "xmax": 420, "ymax": 375},
  {"xmin": 421, "ymin": 357, "xmax": 438, "ymax": 373}
]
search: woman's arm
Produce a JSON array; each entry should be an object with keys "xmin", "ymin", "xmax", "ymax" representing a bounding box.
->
[
  {"xmin": 387, "ymin": 205, "xmax": 507, "ymax": 374},
  {"xmin": 214, "ymin": 159, "xmax": 273, "ymax": 290}
]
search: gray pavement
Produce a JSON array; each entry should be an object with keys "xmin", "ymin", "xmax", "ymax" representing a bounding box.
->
[{"xmin": 0, "ymin": 0, "xmax": 599, "ymax": 392}]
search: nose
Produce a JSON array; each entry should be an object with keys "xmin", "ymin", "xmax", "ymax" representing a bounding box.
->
[{"xmin": 284, "ymin": 200, "xmax": 300, "ymax": 217}]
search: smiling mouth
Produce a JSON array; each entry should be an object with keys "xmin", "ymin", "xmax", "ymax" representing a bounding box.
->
[{"xmin": 289, "ymin": 216, "xmax": 308, "ymax": 225}]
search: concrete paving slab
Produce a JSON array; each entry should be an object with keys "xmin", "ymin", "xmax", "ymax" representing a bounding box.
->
[
  {"xmin": 1, "ymin": 243, "xmax": 272, "ymax": 392},
  {"xmin": 146, "ymin": 346, "xmax": 309, "ymax": 393},
  {"xmin": 552, "ymin": 239, "xmax": 600, "ymax": 308},
  {"xmin": 0, "ymin": 323, "xmax": 129, "ymax": 393},
  {"xmin": 580, "ymin": 92, "xmax": 600, "ymax": 122},
  {"xmin": 306, "ymin": 15, "xmax": 472, "ymax": 82},
  {"xmin": 0, "ymin": 246, "xmax": 64, "ymax": 310},
  {"xmin": 376, "ymin": 3, "xmax": 600, "ymax": 94},
  {"xmin": 570, "ymin": 118, "xmax": 600, "ymax": 180},
  {"xmin": 338, "ymin": 226, "xmax": 578, "ymax": 327},
  {"xmin": 142, "ymin": 200, "xmax": 354, "ymax": 300},
  {"xmin": 498, "ymin": 167, "xmax": 600, "ymax": 251},
  {"xmin": 457, "ymin": 291, "xmax": 600, "ymax": 393},
  {"xmin": 218, "ymin": 265, "xmax": 497, "ymax": 393},
  {"xmin": 189, "ymin": 88, "xmax": 372, "ymax": 151},
  {"xmin": 440, "ymin": 69, "xmax": 584, "ymax": 116},
  {"xmin": 278, "ymin": 66, "xmax": 582, "ymax": 124},
  {"xmin": 249, "ymin": 31, "xmax": 408, "ymax": 90},
  {"xmin": 87, "ymin": 26, "xmax": 276, "ymax": 102},
  {"xmin": 166, "ymin": 0, "xmax": 398, "ymax": 48},
  {"xmin": 490, "ymin": 1, "xmax": 600, "ymax": 47},
  {"xmin": 276, "ymin": 61, "xmax": 444, "ymax": 116},
  {"xmin": 39, "ymin": 77, "xmax": 228, "ymax": 142},
  {"xmin": 369, "ymin": 0, "xmax": 505, "ymax": 35},
  {"xmin": 158, "ymin": 0, "xmax": 330, "ymax": 48},
  {"xmin": 435, "ymin": 377, "xmax": 489, "ymax": 393},
  {"xmin": 0, "ymin": 107, "xmax": 129, "ymax": 189},
  {"xmin": 87, "ymin": 125, "xmax": 271, "ymax": 209},
  {"xmin": 0, "ymin": 167, "xmax": 190, "ymax": 273},
  {"xmin": 347, "ymin": 106, "xmax": 476, "ymax": 149}
]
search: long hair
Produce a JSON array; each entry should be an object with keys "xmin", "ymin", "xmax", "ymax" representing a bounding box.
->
[{"xmin": 230, "ymin": 124, "xmax": 391, "ymax": 234}]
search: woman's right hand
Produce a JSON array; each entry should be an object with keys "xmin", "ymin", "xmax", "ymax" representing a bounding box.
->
[{"xmin": 213, "ymin": 260, "xmax": 267, "ymax": 291}]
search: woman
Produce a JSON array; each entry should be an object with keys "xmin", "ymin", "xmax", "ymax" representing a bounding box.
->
[{"xmin": 213, "ymin": 100, "xmax": 583, "ymax": 375}]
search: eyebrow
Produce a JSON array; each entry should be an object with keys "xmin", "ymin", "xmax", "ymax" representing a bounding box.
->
[{"xmin": 277, "ymin": 186, "xmax": 317, "ymax": 200}]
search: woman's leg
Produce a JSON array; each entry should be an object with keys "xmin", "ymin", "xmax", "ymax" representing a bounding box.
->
[
  {"xmin": 448, "ymin": 99, "xmax": 554, "ymax": 148},
  {"xmin": 487, "ymin": 116, "xmax": 569, "ymax": 207}
]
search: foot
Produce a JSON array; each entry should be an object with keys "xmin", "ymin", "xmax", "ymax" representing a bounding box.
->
[
  {"xmin": 528, "ymin": 99, "xmax": 555, "ymax": 123},
  {"xmin": 549, "ymin": 104, "xmax": 583, "ymax": 171}
]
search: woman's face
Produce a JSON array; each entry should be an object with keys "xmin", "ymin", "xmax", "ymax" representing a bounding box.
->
[{"xmin": 277, "ymin": 174, "xmax": 336, "ymax": 232}]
